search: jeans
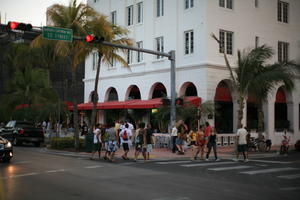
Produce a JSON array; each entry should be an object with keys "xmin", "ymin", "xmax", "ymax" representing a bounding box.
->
[
  {"xmin": 171, "ymin": 136, "xmax": 178, "ymax": 153},
  {"xmin": 206, "ymin": 142, "xmax": 217, "ymax": 159}
]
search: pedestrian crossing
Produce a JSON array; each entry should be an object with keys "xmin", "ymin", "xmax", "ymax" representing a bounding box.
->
[{"xmin": 154, "ymin": 159, "xmax": 300, "ymax": 180}]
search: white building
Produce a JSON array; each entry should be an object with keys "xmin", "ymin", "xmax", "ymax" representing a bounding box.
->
[{"xmin": 83, "ymin": 0, "xmax": 300, "ymax": 145}]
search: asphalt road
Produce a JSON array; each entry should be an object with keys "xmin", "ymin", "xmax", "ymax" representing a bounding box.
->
[{"xmin": 0, "ymin": 146, "xmax": 300, "ymax": 200}]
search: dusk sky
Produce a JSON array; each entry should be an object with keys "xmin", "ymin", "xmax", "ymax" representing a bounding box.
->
[{"xmin": 0, "ymin": 0, "xmax": 86, "ymax": 26}]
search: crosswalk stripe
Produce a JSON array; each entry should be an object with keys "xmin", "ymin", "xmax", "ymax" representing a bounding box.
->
[
  {"xmin": 240, "ymin": 167, "xmax": 299, "ymax": 175},
  {"xmin": 84, "ymin": 165, "xmax": 103, "ymax": 169},
  {"xmin": 280, "ymin": 187, "xmax": 300, "ymax": 191},
  {"xmin": 249, "ymin": 159, "xmax": 291, "ymax": 164},
  {"xmin": 181, "ymin": 161, "xmax": 234, "ymax": 167},
  {"xmin": 208, "ymin": 165, "xmax": 253, "ymax": 171},
  {"xmin": 277, "ymin": 173, "xmax": 300, "ymax": 180},
  {"xmin": 156, "ymin": 161, "xmax": 192, "ymax": 165}
]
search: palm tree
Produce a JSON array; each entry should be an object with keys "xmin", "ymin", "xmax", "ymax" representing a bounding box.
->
[
  {"xmin": 32, "ymin": 0, "xmax": 97, "ymax": 150},
  {"xmin": 85, "ymin": 15, "xmax": 133, "ymax": 132}
]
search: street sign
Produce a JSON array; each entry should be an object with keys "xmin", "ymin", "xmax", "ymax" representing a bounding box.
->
[{"xmin": 42, "ymin": 26, "xmax": 73, "ymax": 42}]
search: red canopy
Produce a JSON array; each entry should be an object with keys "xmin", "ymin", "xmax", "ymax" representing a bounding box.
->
[
  {"xmin": 215, "ymin": 86, "xmax": 232, "ymax": 102},
  {"xmin": 276, "ymin": 89, "xmax": 286, "ymax": 103},
  {"xmin": 184, "ymin": 96, "xmax": 201, "ymax": 107},
  {"xmin": 126, "ymin": 98, "xmax": 163, "ymax": 109}
]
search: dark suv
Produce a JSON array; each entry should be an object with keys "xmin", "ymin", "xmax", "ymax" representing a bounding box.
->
[{"xmin": 0, "ymin": 136, "xmax": 13, "ymax": 162}]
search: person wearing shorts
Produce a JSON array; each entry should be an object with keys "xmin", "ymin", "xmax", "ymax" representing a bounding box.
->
[
  {"xmin": 142, "ymin": 124, "xmax": 154, "ymax": 161},
  {"xmin": 106, "ymin": 122, "xmax": 119, "ymax": 162},
  {"xmin": 119, "ymin": 123, "xmax": 132, "ymax": 160},
  {"xmin": 90, "ymin": 124, "xmax": 102, "ymax": 160},
  {"xmin": 235, "ymin": 125, "xmax": 249, "ymax": 162},
  {"xmin": 193, "ymin": 125, "xmax": 206, "ymax": 160},
  {"xmin": 134, "ymin": 122, "xmax": 146, "ymax": 161}
]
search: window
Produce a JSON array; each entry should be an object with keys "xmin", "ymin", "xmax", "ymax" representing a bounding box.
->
[
  {"xmin": 127, "ymin": 50, "xmax": 133, "ymax": 64},
  {"xmin": 157, "ymin": 0, "xmax": 164, "ymax": 17},
  {"xmin": 219, "ymin": 0, "xmax": 233, "ymax": 9},
  {"xmin": 219, "ymin": 30, "xmax": 233, "ymax": 55},
  {"xmin": 137, "ymin": 2, "xmax": 143, "ymax": 23},
  {"xmin": 92, "ymin": 52, "xmax": 98, "ymax": 71},
  {"xmin": 155, "ymin": 36, "xmax": 164, "ymax": 59},
  {"xmin": 278, "ymin": 41, "xmax": 289, "ymax": 62},
  {"xmin": 278, "ymin": 1, "xmax": 289, "ymax": 23},
  {"xmin": 255, "ymin": 36, "xmax": 259, "ymax": 48},
  {"xmin": 111, "ymin": 11, "xmax": 117, "ymax": 25},
  {"xmin": 127, "ymin": 5, "xmax": 133, "ymax": 26},
  {"xmin": 255, "ymin": 0, "xmax": 258, "ymax": 7},
  {"xmin": 185, "ymin": 0, "xmax": 194, "ymax": 9},
  {"xmin": 137, "ymin": 41, "xmax": 143, "ymax": 62},
  {"xmin": 184, "ymin": 30, "xmax": 194, "ymax": 55}
]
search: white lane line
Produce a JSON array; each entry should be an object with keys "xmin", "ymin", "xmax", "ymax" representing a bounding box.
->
[
  {"xmin": 240, "ymin": 167, "xmax": 299, "ymax": 175},
  {"xmin": 84, "ymin": 165, "xmax": 103, "ymax": 169},
  {"xmin": 250, "ymin": 159, "xmax": 291, "ymax": 164},
  {"xmin": 1, "ymin": 172, "xmax": 39, "ymax": 179},
  {"xmin": 280, "ymin": 187, "xmax": 300, "ymax": 191},
  {"xmin": 46, "ymin": 169, "xmax": 67, "ymax": 173},
  {"xmin": 278, "ymin": 173, "xmax": 300, "ymax": 180},
  {"xmin": 181, "ymin": 161, "xmax": 234, "ymax": 167},
  {"xmin": 13, "ymin": 161, "xmax": 31, "ymax": 164},
  {"xmin": 208, "ymin": 165, "xmax": 253, "ymax": 171},
  {"xmin": 156, "ymin": 161, "xmax": 192, "ymax": 165}
]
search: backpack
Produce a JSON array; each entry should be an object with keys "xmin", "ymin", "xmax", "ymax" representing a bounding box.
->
[
  {"xmin": 122, "ymin": 130, "xmax": 128, "ymax": 141},
  {"xmin": 136, "ymin": 131, "xmax": 143, "ymax": 144}
]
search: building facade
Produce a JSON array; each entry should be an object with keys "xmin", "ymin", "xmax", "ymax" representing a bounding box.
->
[{"xmin": 84, "ymin": 0, "xmax": 300, "ymax": 145}]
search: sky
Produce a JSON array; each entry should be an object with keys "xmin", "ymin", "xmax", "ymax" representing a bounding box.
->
[{"xmin": 0, "ymin": 0, "xmax": 86, "ymax": 26}]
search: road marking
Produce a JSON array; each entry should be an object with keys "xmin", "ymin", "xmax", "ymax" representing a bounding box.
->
[
  {"xmin": 1, "ymin": 172, "xmax": 39, "ymax": 179},
  {"xmin": 278, "ymin": 173, "xmax": 300, "ymax": 180},
  {"xmin": 250, "ymin": 159, "xmax": 291, "ymax": 164},
  {"xmin": 240, "ymin": 167, "xmax": 299, "ymax": 175},
  {"xmin": 280, "ymin": 187, "xmax": 300, "ymax": 191},
  {"xmin": 156, "ymin": 161, "xmax": 192, "ymax": 165},
  {"xmin": 46, "ymin": 169, "xmax": 67, "ymax": 173},
  {"xmin": 13, "ymin": 161, "xmax": 31, "ymax": 164},
  {"xmin": 84, "ymin": 165, "xmax": 103, "ymax": 169},
  {"xmin": 208, "ymin": 165, "xmax": 253, "ymax": 171},
  {"xmin": 181, "ymin": 161, "xmax": 234, "ymax": 167}
]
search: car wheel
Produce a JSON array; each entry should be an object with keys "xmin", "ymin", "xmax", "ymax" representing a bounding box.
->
[{"xmin": 2, "ymin": 156, "xmax": 11, "ymax": 162}]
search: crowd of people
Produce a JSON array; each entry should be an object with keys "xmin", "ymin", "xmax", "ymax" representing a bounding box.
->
[{"xmin": 89, "ymin": 120, "xmax": 154, "ymax": 162}]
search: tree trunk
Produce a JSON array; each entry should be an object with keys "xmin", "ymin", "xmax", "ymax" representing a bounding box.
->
[
  {"xmin": 237, "ymin": 95, "xmax": 245, "ymax": 129},
  {"xmin": 89, "ymin": 52, "xmax": 102, "ymax": 133},
  {"xmin": 257, "ymin": 103, "xmax": 265, "ymax": 151},
  {"xmin": 71, "ymin": 64, "xmax": 80, "ymax": 151}
]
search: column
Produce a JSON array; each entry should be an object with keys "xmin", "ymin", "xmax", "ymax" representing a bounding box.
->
[{"xmin": 264, "ymin": 100, "xmax": 275, "ymax": 143}]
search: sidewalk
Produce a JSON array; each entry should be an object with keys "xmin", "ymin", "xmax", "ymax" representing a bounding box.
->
[{"xmin": 44, "ymin": 145, "xmax": 286, "ymax": 161}]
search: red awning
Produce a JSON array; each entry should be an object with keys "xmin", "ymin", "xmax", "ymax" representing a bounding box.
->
[
  {"xmin": 215, "ymin": 86, "xmax": 232, "ymax": 102},
  {"xmin": 126, "ymin": 98, "xmax": 163, "ymax": 109},
  {"xmin": 184, "ymin": 96, "xmax": 201, "ymax": 107},
  {"xmin": 98, "ymin": 100, "xmax": 140, "ymax": 109},
  {"xmin": 276, "ymin": 89, "xmax": 286, "ymax": 103}
]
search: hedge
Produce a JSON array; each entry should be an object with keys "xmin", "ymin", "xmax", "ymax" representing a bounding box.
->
[{"xmin": 50, "ymin": 137, "xmax": 85, "ymax": 149}]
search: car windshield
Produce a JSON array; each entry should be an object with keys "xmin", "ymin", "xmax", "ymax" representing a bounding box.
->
[{"xmin": 5, "ymin": 121, "xmax": 16, "ymax": 128}]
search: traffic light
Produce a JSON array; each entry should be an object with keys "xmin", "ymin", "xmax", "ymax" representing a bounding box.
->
[
  {"xmin": 85, "ymin": 34, "xmax": 104, "ymax": 43},
  {"xmin": 7, "ymin": 21, "xmax": 32, "ymax": 31},
  {"xmin": 176, "ymin": 98, "xmax": 184, "ymax": 106}
]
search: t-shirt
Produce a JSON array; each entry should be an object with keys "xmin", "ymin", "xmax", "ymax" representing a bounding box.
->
[
  {"xmin": 93, "ymin": 128, "xmax": 101, "ymax": 144},
  {"xmin": 205, "ymin": 125, "xmax": 212, "ymax": 137},
  {"xmin": 171, "ymin": 127, "xmax": 178, "ymax": 136},
  {"xmin": 237, "ymin": 128, "xmax": 248, "ymax": 145},
  {"xmin": 145, "ymin": 128, "xmax": 153, "ymax": 144},
  {"xmin": 107, "ymin": 127, "xmax": 117, "ymax": 141},
  {"xmin": 119, "ymin": 128, "xmax": 132, "ymax": 144}
]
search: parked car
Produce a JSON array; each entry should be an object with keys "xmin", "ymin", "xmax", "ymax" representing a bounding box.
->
[
  {"xmin": 0, "ymin": 120, "xmax": 44, "ymax": 147},
  {"xmin": 0, "ymin": 136, "xmax": 13, "ymax": 162}
]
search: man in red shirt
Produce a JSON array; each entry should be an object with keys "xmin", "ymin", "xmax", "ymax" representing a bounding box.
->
[{"xmin": 204, "ymin": 122, "xmax": 212, "ymax": 145}]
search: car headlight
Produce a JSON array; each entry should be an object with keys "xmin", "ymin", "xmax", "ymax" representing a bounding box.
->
[{"xmin": 5, "ymin": 142, "xmax": 12, "ymax": 148}]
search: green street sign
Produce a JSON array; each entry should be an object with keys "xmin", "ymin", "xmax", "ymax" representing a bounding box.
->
[{"xmin": 42, "ymin": 26, "xmax": 73, "ymax": 42}]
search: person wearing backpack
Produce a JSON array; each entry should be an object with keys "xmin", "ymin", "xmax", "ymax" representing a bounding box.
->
[
  {"xmin": 119, "ymin": 123, "xmax": 132, "ymax": 160},
  {"xmin": 134, "ymin": 122, "xmax": 145, "ymax": 161}
]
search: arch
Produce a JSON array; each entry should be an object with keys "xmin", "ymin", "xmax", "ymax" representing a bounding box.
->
[
  {"xmin": 214, "ymin": 80, "xmax": 233, "ymax": 133},
  {"xmin": 125, "ymin": 85, "xmax": 141, "ymax": 100},
  {"xmin": 105, "ymin": 87, "xmax": 119, "ymax": 102},
  {"xmin": 179, "ymin": 82, "xmax": 198, "ymax": 97},
  {"xmin": 149, "ymin": 82, "xmax": 167, "ymax": 99},
  {"xmin": 275, "ymin": 86, "xmax": 289, "ymax": 131}
]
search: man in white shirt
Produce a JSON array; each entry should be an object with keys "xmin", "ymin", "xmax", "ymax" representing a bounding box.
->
[
  {"xmin": 234, "ymin": 125, "xmax": 249, "ymax": 162},
  {"xmin": 119, "ymin": 123, "xmax": 132, "ymax": 160},
  {"xmin": 90, "ymin": 124, "xmax": 102, "ymax": 160},
  {"xmin": 171, "ymin": 125, "xmax": 178, "ymax": 153}
]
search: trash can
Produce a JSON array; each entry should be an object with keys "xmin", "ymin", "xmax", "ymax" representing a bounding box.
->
[{"xmin": 85, "ymin": 132, "xmax": 94, "ymax": 153}]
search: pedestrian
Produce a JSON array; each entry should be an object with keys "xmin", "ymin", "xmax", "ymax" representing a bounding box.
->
[
  {"xmin": 189, "ymin": 127, "xmax": 197, "ymax": 147},
  {"xmin": 205, "ymin": 127, "xmax": 220, "ymax": 161},
  {"xmin": 204, "ymin": 122, "xmax": 212, "ymax": 145},
  {"xmin": 134, "ymin": 122, "xmax": 145, "ymax": 161},
  {"xmin": 234, "ymin": 125, "xmax": 249, "ymax": 162},
  {"xmin": 90, "ymin": 123, "xmax": 102, "ymax": 160},
  {"xmin": 193, "ymin": 125, "xmax": 205, "ymax": 160},
  {"xmin": 265, "ymin": 138, "xmax": 272, "ymax": 152},
  {"xmin": 171, "ymin": 124, "xmax": 178, "ymax": 153},
  {"xmin": 119, "ymin": 123, "xmax": 132, "ymax": 160},
  {"xmin": 81, "ymin": 121, "xmax": 88, "ymax": 136},
  {"xmin": 143, "ymin": 124, "xmax": 154, "ymax": 161},
  {"xmin": 106, "ymin": 122, "xmax": 119, "ymax": 162},
  {"xmin": 176, "ymin": 120, "xmax": 188, "ymax": 155}
]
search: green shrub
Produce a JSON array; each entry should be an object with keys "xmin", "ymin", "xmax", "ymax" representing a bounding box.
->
[{"xmin": 50, "ymin": 137, "xmax": 85, "ymax": 149}]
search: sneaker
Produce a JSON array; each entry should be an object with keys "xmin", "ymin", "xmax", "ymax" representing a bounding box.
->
[
  {"xmin": 215, "ymin": 158, "xmax": 221, "ymax": 162},
  {"xmin": 244, "ymin": 159, "xmax": 249, "ymax": 163},
  {"xmin": 205, "ymin": 158, "xmax": 209, "ymax": 161},
  {"xmin": 232, "ymin": 158, "xmax": 238, "ymax": 162}
]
